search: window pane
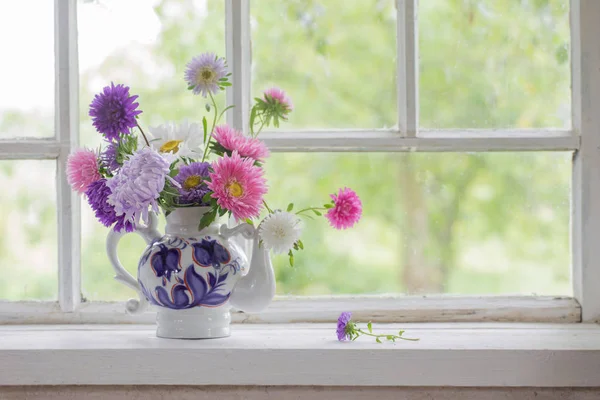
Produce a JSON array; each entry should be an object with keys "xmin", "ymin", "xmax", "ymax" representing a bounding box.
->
[
  {"xmin": 251, "ymin": 0, "xmax": 397, "ymax": 129},
  {"xmin": 0, "ymin": 1, "xmax": 54, "ymax": 138},
  {"xmin": 82, "ymin": 152, "xmax": 570, "ymax": 299},
  {"xmin": 78, "ymin": 0, "xmax": 226, "ymax": 149},
  {"xmin": 0, "ymin": 161, "xmax": 57, "ymax": 300},
  {"xmin": 264, "ymin": 152, "xmax": 570, "ymax": 295},
  {"xmin": 420, "ymin": 0, "xmax": 570, "ymax": 129}
]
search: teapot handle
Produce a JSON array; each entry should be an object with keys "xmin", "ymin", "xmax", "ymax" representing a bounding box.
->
[{"xmin": 106, "ymin": 213, "xmax": 161, "ymax": 314}]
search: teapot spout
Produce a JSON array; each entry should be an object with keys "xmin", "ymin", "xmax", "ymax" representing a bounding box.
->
[{"xmin": 229, "ymin": 232, "xmax": 276, "ymax": 313}]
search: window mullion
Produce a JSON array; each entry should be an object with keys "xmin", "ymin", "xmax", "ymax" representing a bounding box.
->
[
  {"xmin": 571, "ymin": 0, "xmax": 600, "ymax": 322},
  {"xmin": 55, "ymin": 0, "xmax": 81, "ymax": 312},
  {"xmin": 225, "ymin": 0, "xmax": 251, "ymax": 134},
  {"xmin": 397, "ymin": 0, "xmax": 418, "ymax": 137}
]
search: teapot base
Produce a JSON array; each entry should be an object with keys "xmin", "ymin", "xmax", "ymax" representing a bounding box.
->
[{"xmin": 155, "ymin": 306, "xmax": 232, "ymax": 339}]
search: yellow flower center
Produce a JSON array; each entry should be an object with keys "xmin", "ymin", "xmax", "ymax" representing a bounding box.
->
[
  {"xmin": 183, "ymin": 175, "xmax": 202, "ymax": 190},
  {"xmin": 226, "ymin": 181, "xmax": 244, "ymax": 198},
  {"xmin": 199, "ymin": 68, "xmax": 216, "ymax": 83},
  {"xmin": 159, "ymin": 140, "xmax": 183, "ymax": 154}
]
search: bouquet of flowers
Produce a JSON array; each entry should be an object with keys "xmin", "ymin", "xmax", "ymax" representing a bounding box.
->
[{"xmin": 67, "ymin": 52, "xmax": 362, "ymax": 265}]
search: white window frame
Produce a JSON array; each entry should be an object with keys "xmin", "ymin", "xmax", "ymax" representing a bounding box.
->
[{"xmin": 0, "ymin": 0, "xmax": 597, "ymax": 324}]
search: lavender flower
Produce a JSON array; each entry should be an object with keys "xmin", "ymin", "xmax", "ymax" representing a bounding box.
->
[
  {"xmin": 106, "ymin": 148, "xmax": 179, "ymax": 225},
  {"xmin": 336, "ymin": 312, "xmax": 419, "ymax": 343},
  {"xmin": 85, "ymin": 179, "xmax": 134, "ymax": 232},
  {"xmin": 337, "ymin": 312, "xmax": 353, "ymax": 341},
  {"xmin": 184, "ymin": 53, "xmax": 228, "ymax": 98},
  {"xmin": 89, "ymin": 82, "xmax": 142, "ymax": 141},
  {"xmin": 101, "ymin": 141, "xmax": 120, "ymax": 173},
  {"xmin": 174, "ymin": 162, "xmax": 211, "ymax": 205}
]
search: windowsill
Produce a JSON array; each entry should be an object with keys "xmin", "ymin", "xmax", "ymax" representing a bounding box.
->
[{"xmin": 1, "ymin": 323, "xmax": 599, "ymax": 387}]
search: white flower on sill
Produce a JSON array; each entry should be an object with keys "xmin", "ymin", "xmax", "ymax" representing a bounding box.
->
[
  {"xmin": 148, "ymin": 120, "xmax": 204, "ymax": 158},
  {"xmin": 259, "ymin": 211, "xmax": 303, "ymax": 254}
]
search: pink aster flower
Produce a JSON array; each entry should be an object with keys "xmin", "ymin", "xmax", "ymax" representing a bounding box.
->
[
  {"xmin": 66, "ymin": 148, "xmax": 101, "ymax": 194},
  {"xmin": 264, "ymin": 87, "xmax": 293, "ymax": 112},
  {"xmin": 212, "ymin": 124, "xmax": 270, "ymax": 162},
  {"xmin": 326, "ymin": 187, "xmax": 362, "ymax": 230},
  {"xmin": 207, "ymin": 151, "xmax": 267, "ymax": 221}
]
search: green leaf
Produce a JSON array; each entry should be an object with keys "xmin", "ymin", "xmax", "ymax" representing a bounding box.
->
[
  {"xmin": 205, "ymin": 103, "xmax": 211, "ymax": 112},
  {"xmin": 244, "ymin": 218, "xmax": 254, "ymax": 226},
  {"xmin": 312, "ymin": 209, "xmax": 322, "ymax": 216},
  {"xmin": 288, "ymin": 250, "xmax": 294, "ymax": 267},
  {"xmin": 220, "ymin": 81, "xmax": 232, "ymax": 87},
  {"xmin": 324, "ymin": 203, "xmax": 334, "ymax": 209},
  {"xmin": 187, "ymin": 85, "xmax": 195, "ymax": 90},
  {"xmin": 198, "ymin": 208, "xmax": 217, "ymax": 230},
  {"xmin": 376, "ymin": 337, "xmax": 382, "ymax": 344},
  {"xmin": 202, "ymin": 192, "xmax": 213, "ymax": 204},
  {"xmin": 218, "ymin": 207, "xmax": 227, "ymax": 217},
  {"xmin": 367, "ymin": 322, "xmax": 372, "ymax": 333},
  {"xmin": 202, "ymin": 117, "xmax": 208, "ymax": 144},
  {"xmin": 297, "ymin": 240, "xmax": 304, "ymax": 250},
  {"xmin": 287, "ymin": 203, "xmax": 294, "ymax": 212}
]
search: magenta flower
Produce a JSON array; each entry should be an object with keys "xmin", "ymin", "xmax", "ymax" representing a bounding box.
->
[
  {"xmin": 66, "ymin": 148, "xmax": 101, "ymax": 194},
  {"xmin": 207, "ymin": 151, "xmax": 267, "ymax": 221},
  {"xmin": 184, "ymin": 52, "xmax": 228, "ymax": 98},
  {"xmin": 174, "ymin": 162, "xmax": 211, "ymax": 205},
  {"xmin": 212, "ymin": 124, "xmax": 270, "ymax": 162},
  {"xmin": 337, "ymin": 312, "xmax": 353, "ymax": 341},
  {"xmin": 107, "ymin": 148, "xmax": 178, "ymax": 225},
  {"xmin": 326, "ymin": 187, "xmax": 362, "ymax": 230},
  {"xmin": 89, "ymin": 82, "xmax": 142, "ymax": 141},
  {"xmin": 264, "ymin": 87, "xmax": 293, "ymax": 113}
]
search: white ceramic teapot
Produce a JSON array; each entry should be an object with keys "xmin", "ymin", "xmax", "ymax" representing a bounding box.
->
[{"xmin": 106, "ymin": 206, "xmax": 275, "ymax": 339}]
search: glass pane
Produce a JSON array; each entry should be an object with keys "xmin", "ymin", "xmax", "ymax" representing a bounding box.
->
[
  {"xmin": 81, "ymin": 152, "xmax": 570, "ymax": 299},
  {"xmin": 0, "ymin": 161, "xmax": 57, "ymax": 300},
  {"xmin": 251, "ymin": 0, "xmax": 397, "ymax": 129},
  {"xmin": 264, "ymin": 152, "xmax": 570, "ymax": 295},
  {"xmin": 420, "ymin": 0, "xmax": 570, "ymax": 129},
  {"xmin": 0, "ymin": 1, "xmax": 54, "ymax": 138},
  {"xmin": 78, "ymin": 0, "xmax": 226, "ymax": 149}
]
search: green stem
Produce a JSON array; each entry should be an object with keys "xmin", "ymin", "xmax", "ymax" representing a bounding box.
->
[
  {"xmin": 254, "ymin": 117, "xmax": 267, "ymax": 138},
  {"xmin": 295, "ymin": 206, "xmax": 326, "ymax": 215},
  {"xmin": 201, "ymin": 92, "xmax": 219, "ymax": 163},
  {"xmin": 356, "ymin": 329, "xmax": 419, "ymax": 342},
  {"xmin": 136, "ymin": 122, "xmax": 150, "ymax": 147},
  {"xmin": 263, "ymin": 200, "xmax": 274, "ymax": 214}
]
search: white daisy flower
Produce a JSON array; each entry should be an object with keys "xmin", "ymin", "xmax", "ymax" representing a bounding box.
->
[
  {"xmin": 258, "ymin": 211, "xmax": 303, "ymax": 254},
  {"xmin": 148, "ymin": 120, "xmax": 204, "ymax": 158}
]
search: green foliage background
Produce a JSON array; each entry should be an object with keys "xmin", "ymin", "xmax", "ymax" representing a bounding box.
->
[{"xmin": 0, "ymin": 0, "xmax": 571, "ymax": 300}]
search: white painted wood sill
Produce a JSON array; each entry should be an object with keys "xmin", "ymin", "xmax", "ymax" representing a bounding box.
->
[{"xmin": 1, "ymin": 323, "xmax": 599, "ymax": 387}]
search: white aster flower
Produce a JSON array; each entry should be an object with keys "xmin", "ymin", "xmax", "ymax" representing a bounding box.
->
[
  {"xmin": 258, "ymin": 211, "xmax": 303, "ymax": 254},
  {"xmin": 148, "ymin": 120, "xmax": 204, "ymax": 158}
]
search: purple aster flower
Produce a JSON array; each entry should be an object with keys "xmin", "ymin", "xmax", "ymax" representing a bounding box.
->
[
  {"xmin": 85, "ymin": 179, "xmax": 134, "ymax": 232},
  {"xmin": 100, "ymin": 141, "xmax": 120, "ymax": 173},
  {"xmin": 174, "ymin": 162, "xmax": 211, "ymax": 205},
  {"xmin": 337, "ymin": 312, "xmax": 353, "ymax": 341},
  {"xmin": 107, "ymin": 148, "xmax": 179, "ymax": 225},
  {"xmin": 184, "ymin": 53, "xmax": 228, "ymax": 98},
  {"xmin": 89, "ymin": 82, "xmax": 142, "ymax": 141}
]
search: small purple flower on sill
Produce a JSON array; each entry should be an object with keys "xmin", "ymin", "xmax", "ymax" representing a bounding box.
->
[
  {"xmin": 336, "ymin": 312, "xmax": 419, "ymax": 343},
  {"xmin": 337, "ymin": 312, "xmax": 353, "ymax": 341}
]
